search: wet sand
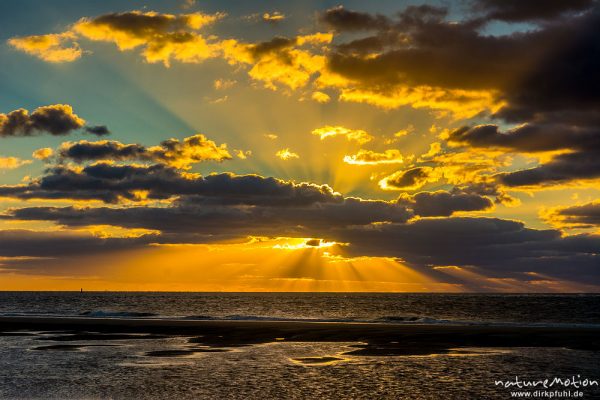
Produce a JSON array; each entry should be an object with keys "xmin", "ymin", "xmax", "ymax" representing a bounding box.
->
[{"xmin": 1, "ymin": 316, "xmax": 599, "ymax": 356}]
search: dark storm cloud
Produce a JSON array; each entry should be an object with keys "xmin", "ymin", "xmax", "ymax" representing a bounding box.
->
[
  {"xmin": 494, "ymin": 9, "xmax": 600, "ymax": 122},
  {"xmin": 424, "ymin": 5, "xmax": 600, "ymax": 188},
  {"xmin": 5, "ymin": 207, "xmax": 598, "ymax": 284},
  {"xmin": 0, "ymin": 163, "xmax": 344, "ymax": 205},
  {"xmin": 0, "ymin": 229, "xmax": 153, "ymax": 258},
  {"xmin": 84, "ymin": 10, "xmax": 196, "ymax": 33},
  {"xmin": 0, "ymin": 104, "xmax": 103, "ymax": 137},
  {"xmin": 323, "ymin": 6, "xmax": 554, "ymax": 91},
  {"xmin": 333, "ymin": 218, "xmax": 600, "ymax": 283},
  {"xmin": 398, "ymin": 191, "xmax": 493, "ymax": 217},
  {"xmin": 250, "ymin": 37, "xmax": 297, "ymax": 57},
  {"xmin": 546, "ymin": 202, "xmax": 600, "ymax": 228},
  {"xmin": 499, "ymin": 151, "xmax": 600, "ymax": 187},
  {"xmin": 84, "ymin": 125, "xmax": 111, "ymax": 136},
  {"xmin": 323, "ymin": 3, "xmax": 600, "ymax": 114},
  {"xmin": 319, "ymin": 6, "xmax": 391, "ymax": 31},
  {"xmin": 4, "ymin": 197, "xmax": 411, "ymax": 237},
  {"xmin": 60, "ymin": 141, "xmax": 147, "ymax": 162},
  {"xmin": 382, "ymin": 167, "xmax": 431, "ymax": 190},
  {"xmin": 447, "ymin": 123, "xmax": 600, "ymax": 153},
  {"xmin": 471, "ymin": 0, "xmax": 595, "ymax": 22}
]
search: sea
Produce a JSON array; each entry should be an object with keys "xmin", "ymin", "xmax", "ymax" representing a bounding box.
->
[{"xmin": 0, "ymin": 292, "xmax": 599, "ymax": 399}]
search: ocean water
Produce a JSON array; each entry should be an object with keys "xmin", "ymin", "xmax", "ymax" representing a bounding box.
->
[
  {"xmin": 1, "ymin": 292, "xmax": 599, "ymax": 325},
  {"xmin": 1, "ymin": 293, "xmax": 599, "ymax": 399}
]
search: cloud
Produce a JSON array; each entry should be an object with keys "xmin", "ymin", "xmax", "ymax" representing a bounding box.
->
[
  {"xmin": 4, "ymin": 196, "xmax": 410, "ymax": 238},
  {"xmin": 10, "ymin": 10, "xmax": 226, "ymax": 67},
  {"xmin": 314, "ymin": 4, "xmax": 600, "ymax": 117},
  {"xmin": 379, "ymin": 167, "xmax": 435, "ymax": 191},
  {"xmin": 9, "ymin": 3, "xmax": 599, "ymax": 122},
  {"xmin": 262, "ymin": 12, "xmax": 286, "ymax": 23},
  {"xmin": 275, "ymin": 148, "xmax": 299, "ymax": 160},
  {"xmin": 322, "ymin": 5, "xmax": 545, "ymax": 91},
  {"xmin": 499, "ymin": 151, "xmax": 600, "ymax": 187},
  {"xmin": 84, "ymin": 125, "xmax": 111, "ymax": 136},
  {"xmin": 8, "ymin": 32, "xmax": 82, "ymax": 63},
  {"xmin": 0, "ymin": 157, "xmax": 31, "ymax": 170},
  {"xmin": 4, "ymin": 206, "xmax": 599, "ymax": 285},
  {"xmin": 479, "ymin": 8, "xmax": 600, "ymax": 126},
  {"xmin": 0, "ymin": 104, "xmax": 92, "ymax": 137},
  {"xmin": 311, "ymin": 91, "xmax": 331, "ymax": 103},
  {"xmin": 334, "ymin": 86, "xmax": 501, "ymax": 119},
  {"xmin": 214, "ymin": 79, "xmax": 236, "ymax": 90},
  {"xmin": 312, "ymin": 125, "xmax": 373, "ymax": 144},
  {"xmin": 235, "ymin": 34, "xmax": 332, "ymax": 90},
  {"xmin": 447, "ymin": 123, "xmax": 600, "ymax": 153},
  {"xmin": 471, "ymin": 0, "xmax": 595, "ymax": 22},
  {"xmin": 9, "ymin": 10, "xmax": 332, "ymax": 92},
  {"xmin": 0, "ymin": 229, "xmax": 152, "ymax": 258},
  {"xmin": 320, "ymin": 6, "xmax": 391, "ymax": 31},
  {"xmin": 32, "ymin": 148, "xmax": 54, "ymax": 160},
  {"xmin": 235, "ymin": 149, "xmax": 251, "ymax": 159},
  {"xmin": 447, "ymin": 122, "xmax": 600, "ymax": 188},
  {"xmin": 398, "ymin": 190, "xmax": 493, "ymax": 217},
  {"xmin": 343, "ymin": 149, "xmax": 403, "ymax": 165},
  {"xmin": 332, "ymin": 217, "xmax": 600, "ymax": 284},
  {"xmin": 72, "ymin": 10, "xmax": 224, "ymax": 66},
  {"xmin": 543, "ymin": 202, "xmax": 600, "ymax": 229},
  {"xmin": 0, "ymin": 163, "xmax": 342, "ymax": 205},
  {"xmin": 58, "ymin": 134, "xmax": 231, "ymax": 169}
]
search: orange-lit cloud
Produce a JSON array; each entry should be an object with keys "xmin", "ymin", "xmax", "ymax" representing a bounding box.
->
[
  {"xmin": 275, "ymin": 148, "xmax": 300, "ymax": 160},
  {"xmin": 0, "ymin": 157, "xmax": 31, "ymax": 170},
  {"xmin": 262, "ymin": 11, "xmax": 286, "ymax": 22},
  {"xmin": 311, "ymin": 91, "xmax": 331, "ymax": 103},
  {"xmin": 58, "ymin": 134, "xmax": 231, "ymax": 169},
  {"xmin": 312, "ymin": 125, "xmax": 373, "ymax": 144},
  {"xmin": 8, "ymin": 32, "xmax": 82, "ymax": 62},
  {"xmin": 343, "ymin": 149, "xmax": 403, "ymax": 165},
  {"xmin": 379, "ymin": 167, "xmax": 437, "ymax": 191},
  {"xmin": 73, "ymin": 10, "xmax": 224, "ymax": 66},
  {"xmin": 32, "ymin": 148, "xmax": 54, "ymax": 160},
  {"xmin": 338, "ymin": 86, "xmax": 503, "ymax": 119}
]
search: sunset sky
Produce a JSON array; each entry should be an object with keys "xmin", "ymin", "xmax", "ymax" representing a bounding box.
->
[{"xmin": 1, "ymin": 0, "xmax": 599, "ymax": 291}]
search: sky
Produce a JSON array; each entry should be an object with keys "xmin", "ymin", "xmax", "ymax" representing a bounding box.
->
[{"xmin": 0, "ymin": 0, "xmax": 599, "ymax": 291}]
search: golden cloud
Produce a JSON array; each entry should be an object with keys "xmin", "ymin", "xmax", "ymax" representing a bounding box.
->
[
  {"xmin": 378, "ymin": 167, "xmax": 437, "ymax": 191},
  {"xmin": 58, "ymin": 133, "xmax": 231, "ymax": 170},
  {"xmin": 338, "ymin": 86, "xmax": 503, "ymax": 119},
  {"xmin": 0, "ymin": 157, "xmax": 31, "ymax": 170},
  {"xmin": 262, "ymin": 12, "xmax": 286, "ymax": 22},
  {"xmin": 312, "ymin": 125, "xmax": 373, "ymax": 144},
  {"xmin": 275, "ymin": 148, "xmax": 300, "ymax": 160},
  {"xmin": 8, "ymin": 32, "xmax": 82, "ymax": 63},
  {"xmin": 32, "ymin": 148, "xmax": 54, "ymax": 160},
  {"xmin": 343, "ymin": 149, "xmax": 404, "ymax": 165},
  {"xmin": 311, "ymin": 91, "xmax": 331, "ymax": 103},
  {"xmin": 73, "ymin": 10, "xmax": 225, "ymax": 66}
]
